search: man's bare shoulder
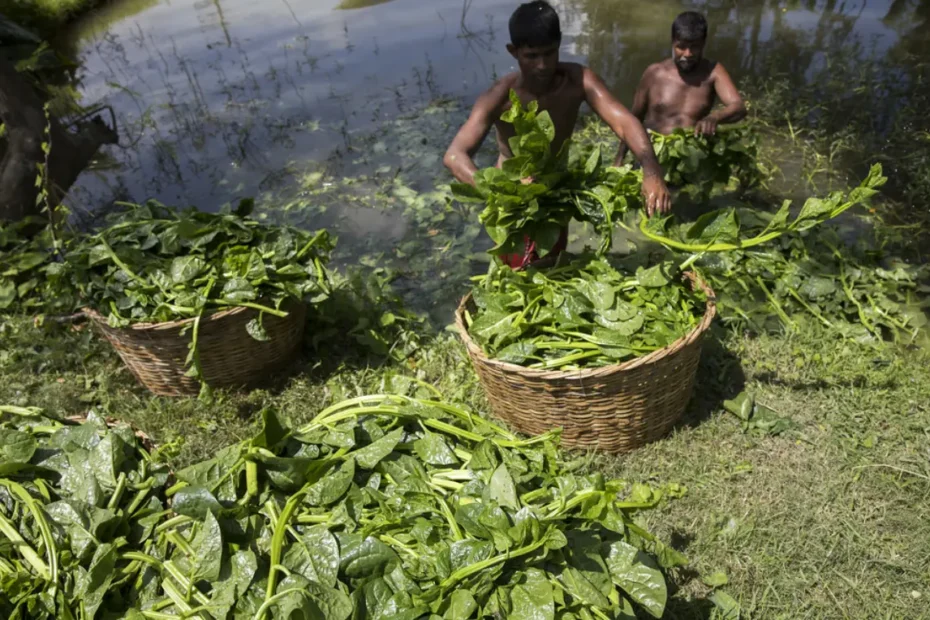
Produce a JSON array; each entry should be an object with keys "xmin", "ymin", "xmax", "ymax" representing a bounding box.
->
[
  {"xmin": 707, "ymin": 60, "xmax": 727, "ymax": 79},
  {"xmin": 485, "ymin": 73, "xmax": 520, "ymax": 97},
  {"xmin": 559, "ymin": 62, "xmax": 586, "ymax": 79},
  {"xmin": 641, "ymin": 60, "xmax": 672, "ymax": 83},
  {"xmin": 475, "ymin": 73, "xmax": 519, "ymax": 114}
]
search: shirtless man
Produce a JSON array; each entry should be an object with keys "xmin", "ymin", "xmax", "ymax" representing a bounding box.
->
[
  {"xmin": 621, "ymin": 11, "xmax": 746, "ymax": 158},
  {"xmin": 443, "ymin": 0, "xmax": 671, "ymax": 268}
]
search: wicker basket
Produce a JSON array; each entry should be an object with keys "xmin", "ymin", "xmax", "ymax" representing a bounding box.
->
[
  {"xmin": 455, "ymin": 273, "xmax": 716, "ymax": 453},
  {"xmin": 84, "ymin": 301, "xmax": 306, "ymax": 396}
]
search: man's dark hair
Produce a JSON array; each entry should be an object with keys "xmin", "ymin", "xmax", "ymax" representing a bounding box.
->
[
  {"xmin": 671, "ymin": 11, "xmax": 708, "ymax": 42},
  {"xmin": 509, "ymin": 1, "xmax": 561, "ymax": 48}
]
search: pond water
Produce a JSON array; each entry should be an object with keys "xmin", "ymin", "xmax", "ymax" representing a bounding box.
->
[{"xmin": 62, "ymin": 0, "xmax": 929, "ymax": 318}]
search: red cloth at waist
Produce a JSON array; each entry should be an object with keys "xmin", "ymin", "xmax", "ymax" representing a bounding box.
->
[{"xmin": 499, "ymin": 227, "xmax": 569, "ymax": 269}]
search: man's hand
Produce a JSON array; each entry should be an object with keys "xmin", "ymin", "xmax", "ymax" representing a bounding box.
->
[
  {"xmin": 642, "ymin": 173, "xmax": 672, "ymax": 216},
  {"xmin": 694, "ymin": 116, "xmax": 718, "ymax": 136}
]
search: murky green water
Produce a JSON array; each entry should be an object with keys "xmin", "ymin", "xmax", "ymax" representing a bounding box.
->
[{"xmin": 63, "ymin": 0, "xmax": 929, "ymax": 317}]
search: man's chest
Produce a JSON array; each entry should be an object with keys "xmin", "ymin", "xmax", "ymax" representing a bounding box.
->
[
  {"xmin": 502, "ymin": 86, "xmax": 585, "ymax": 127},
  {"xmin": 649, "ymin": 79, "xmax": 714, "ymax": 115}
]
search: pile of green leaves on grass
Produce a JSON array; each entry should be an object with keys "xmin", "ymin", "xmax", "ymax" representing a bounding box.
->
[
  {"xmin": 698, "ymin": 225, "xmax": 930, "ymax": 341},
  {"xmin": 0, "ymin": 217, "xmax": 76, "ymax": 316},
  {"xmin": 451, "ymin": 90, "xmax": 642, "ymax": 257},
  {"xmin": 1, "ymin": 395, "xmax": 684, "ymax": 619},
  {"xmin": 0, "ymin": 406, "xmax": 176, "ymax": 619},
  {"xmin": 464, "ymin": 255, "xmax": 707, "ymax": 370}
]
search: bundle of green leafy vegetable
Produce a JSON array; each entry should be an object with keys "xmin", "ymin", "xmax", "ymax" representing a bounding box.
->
[
  {"xmin": 451, "ymin": 90, "xmax": 642, "ymax": 257},
  {"xmin": 0, "ymin": 405, "xmax": 176, "ymax": 619},
  {"xmin": 647, "ymin": 126, "xmax": 761, "ymax": 198},
  {"xmin": 1, "ymin": 393, "xmax": 686, "ymax": 619},
  {"xmin": 464, "ymin": 255, "xmax": 707, "ymax": 369},
  {"xmin": 637, "ymin": 164, "xmax": 887, "ymax": 253}
]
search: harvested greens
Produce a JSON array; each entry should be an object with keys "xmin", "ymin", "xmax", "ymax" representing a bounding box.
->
[
  {"xmin": 1, "ymin": 396, "xmax": 683, "ymax": 619},
  {"xmin": 648, "ymin": 126, "xmax": 761, "ymax": 197},
  {"xmin": 465, "ymin": 255, "xmax": 707, "ymax": 370},
  {"xmin": 698, "ymin": 225, "xmax": 930, "ymax": 341},
  {"xmin": 66, "ymin": 200, "xmax": 333, "ymax": 388},
  {"xmin": 451, "ymin": 90, "xmax": 642, "ymax": 256},
  {"xmin": 0, "ymin": 217, "xmax": 76, "ymax": 316},
  {"xmin": 639, "ymin": 164, "xmax": 887, "ymax": 253}
]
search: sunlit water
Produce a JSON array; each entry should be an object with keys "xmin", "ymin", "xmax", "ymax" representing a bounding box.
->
[{"xmin": 61, "ymin": 0, "xmax": 928, "ymax": 318}]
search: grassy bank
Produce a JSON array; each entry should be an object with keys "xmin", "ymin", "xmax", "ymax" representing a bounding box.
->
[
  {"xmin": 2, "ymin": 0, "xmax": 105, "ymax": 39},
  {"xmin": 2, "ymin": 310, "xmax": 928, "ymax": 618}
]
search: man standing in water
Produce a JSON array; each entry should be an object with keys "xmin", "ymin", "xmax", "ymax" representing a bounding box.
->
[
  {"xmin": 443, "ymin": 0, "xmax": 671, "ymax": 268},
  {"xmin": 625, "ymin": 11, "xmax": 746, "ymax": 142}
]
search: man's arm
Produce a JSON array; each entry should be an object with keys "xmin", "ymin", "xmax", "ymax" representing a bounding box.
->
[
  {"xmin": 694, "ymin": 63, "xmax": 746, "ymax": 136},
  {"xmin": 582, "ymin": 67, "xmax": 671, "ymax": 215},
  {"xmin": 616, "ymin": 68, "xmax": 652, "ymax": 164},
  {"xmin": 443, "ymin": 81, "xmax": 509, "ymax": 186}
]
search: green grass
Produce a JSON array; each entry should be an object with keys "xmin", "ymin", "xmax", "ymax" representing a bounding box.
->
[{"xmin": 2, "ymin": 312, "xmax": 928, "ymax": 618}]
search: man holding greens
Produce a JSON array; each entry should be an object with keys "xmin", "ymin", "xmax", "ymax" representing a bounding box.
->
[{"xmin": 443, "ymin": 0, "xmax": 670, "ymax": 268}]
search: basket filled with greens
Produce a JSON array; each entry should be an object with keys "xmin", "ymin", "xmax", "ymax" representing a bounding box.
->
[
  {"xmin": 72, "ymin": 200, "xmax": 332, "ymax": 397},
  {"xmin": 455, "ymin": 255, "xmax": 716, "ymax": 453}
]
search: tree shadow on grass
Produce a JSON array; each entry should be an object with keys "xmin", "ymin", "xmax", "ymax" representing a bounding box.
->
[
  {"xmin": 251, "ymin": 269, "xmax": 428, "ymax": 397},
  {"xmin": 675, "ymin": 325, "xmax": 747, "ymax": 431}
]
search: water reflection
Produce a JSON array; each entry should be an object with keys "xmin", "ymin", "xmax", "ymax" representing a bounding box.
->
[{"xmin": 336, "ymin": 0, "xmax": 399, "ymax": 10}]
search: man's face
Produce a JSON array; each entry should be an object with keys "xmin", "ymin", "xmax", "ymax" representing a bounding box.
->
[
  {"xmin": 672, "ymin": 38, "xmax": 705, "ymax": 73},
  {"xmin": 509, "ymin": 43, "xmax": 560, "ymax": 86}
]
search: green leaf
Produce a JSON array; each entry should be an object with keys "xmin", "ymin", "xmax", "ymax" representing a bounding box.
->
[
  {"xmin": 353, "ymin": 427, "xmax": 404, "ymax": 470},
  {"xmin": 510, "ymin": 568, "xmax": 555, "ymax": 620},
  {"xmin": 636, "ymin": 263, "xmax": 675, "ymax": 287},
  {"xmin": 221, "ymin": 277, "xmax": 256, "ymax": 302},
  {"xmin": 686, "ymin": 209, "xmax": 740, "ymax": 245},
  {"xmin": 339, "ymin": 534, "xmax": 399, "ymax": 578},
  {"xmin": 702, "ymin": 571, "xmax": 729, "ymax": 588},
  {"xmin": 451, "ymin": 182, "xmax": 487, "ymax": 203},
  {"xmin": 192, "ymin": 510, "xmax": 224, "ymax": 582},
  {"xmin": 605, "ymin": 540, "xmax": 667, "ymax": 618},
  {"xmin": 169, "ymin": 255, "xmax": 207, "ymax": 284},
  {"xmin": 306, "ymin": 459, "xmax": 356, "ymax": 506},
  {"xmin": 0, "ymin": 278, "xmax": 16, "ymax": 308},
  {"xmin": 413, "ymin": 433, "xmax": 458, "ymax": 466},
  {"xmin": 710, "ymin": 590, "xmax": 742, "ymax": 620},
  {"xmin": 274, "ymin": 574, "xmax": 353, "ymax": 620},
  {"xmin": 171, "ymin": 485, "xmax": 223, "ymax": 519},
  {"xmin": 469, "ymin": 309, "xmax": 516, "ymax": 345},
  {"xmin": 561, "ymin": 566, "xmax": 611, "ymax": 609},
  {"xmin": 0, "ymin": 428, "xmax": 36, "ymax": 464},
  {"xmin": 283, "ymin": 525, "xmax": 340, "ymax": 587},
  {"xmin": 251, "ymin": 407, "xmax": 288, "ymax": 450},
  {"xmin": 76, "ymin": 542, "xmax": 117, "ymax": 618},
  {"xmin": 444, "ymin": 589, "xmax": 479, "ymax": 620},
  {"xmin": 495, "ymin": 342, "xmax": 537, "ymax": 364},
  {"xmin": 488, "ymin": 463, "xmax": 519, "ymax": 510}
]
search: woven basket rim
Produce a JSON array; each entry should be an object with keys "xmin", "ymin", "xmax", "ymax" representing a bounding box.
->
[
  {"xmin": 455, "ymin": 270, "xmax": 717, "ymax": 380},
  {"xmin": 82, "ymin": 301, "xmax": 292, "ymax": 332}
]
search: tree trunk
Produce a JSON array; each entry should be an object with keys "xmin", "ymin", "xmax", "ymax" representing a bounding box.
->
[{"xmin": 0, "ymin": 57, "xmax": 118, "ymax": 223}]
